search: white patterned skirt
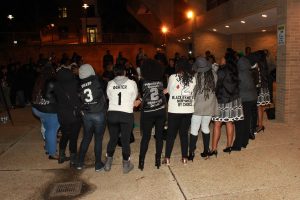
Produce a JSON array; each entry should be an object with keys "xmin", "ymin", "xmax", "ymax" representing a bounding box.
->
[
  {"xmin": 212, "ymin": 98, "xmax": 244, "ymax": 122},
  {"xmin": 257, "ymin": 87, "xmax": 271, "ymax": 106}
]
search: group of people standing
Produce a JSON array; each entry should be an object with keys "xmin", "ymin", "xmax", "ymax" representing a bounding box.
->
[{"xmin": 31, "ymin": 46, "xmax": 271, "ymax": 174}]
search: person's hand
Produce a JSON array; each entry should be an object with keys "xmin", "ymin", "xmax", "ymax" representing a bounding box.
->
[
  {"xmin": 163, "ymin": 89, "xmax": 168, "ymax": 94},
  {"xmin": 134, "ymin": 99, "xmax": 141, "ymax": 107}
]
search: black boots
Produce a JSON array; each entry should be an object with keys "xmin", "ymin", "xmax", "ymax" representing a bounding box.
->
[
  {"xmin": 188, "ymin": 134, "xmax": 198, "ymax": 161},
  {"xmin": 138, "ymin": 155, "xmax": 144, "ymax": 171},
  {"xmin": 155, "ymin": 154, "xmax": 161, "ymax": 169},
  {"xmin": 58, "ymin": 149, "xmax": 70, "ymax": 164},
  {"xmin": 70, "ymin": 153, "xmax": 77, "ymax": 168},
  {"xmin": 200, "ymin": 132, "xmax": 210, "ymax": 158}
]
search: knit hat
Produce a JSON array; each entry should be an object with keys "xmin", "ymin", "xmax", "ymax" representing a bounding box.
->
[
  {"xmin": 79, "ymin": 64, "xmax": 95, "ymax": 79},
  {"xmin": 192, "ymin": 57, "xmax": 212, "ymax": 73}
]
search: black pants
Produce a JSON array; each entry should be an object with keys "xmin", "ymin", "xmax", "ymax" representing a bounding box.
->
[
  {"xmin": 106, "ymin": 111, "xmax": 134, "ymax": 160},
  {"xmin": 139, "ymin": 108, "xmax": 166, "ymax": 159},
  {"xmin": 59, "ymin": 121, "xmax": 81, "ymax": 154},
  {"xmin": 165, "ymin": 113, "xmax": 192, "ymax": 158},
  {"xmin": 234, "ymin": 101, "xmax": 257, "ymax": 148}
]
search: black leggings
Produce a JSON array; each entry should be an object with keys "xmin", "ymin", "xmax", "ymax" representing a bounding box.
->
[
  {"xmin": 106, "ymin": 111, "xmax": 134, "ymax": 160},
  {"xmin": 139, "ymin": 108, "xmax": 166, "ymax": 159},
  {"xmin": 59, "ymin": 121, "xmax": 81, "ymax": 154},
  {"xmin": 165, "ymin": 113, "xmax": 192, "ymax": 158},
  {"xmin": 234, "ymin": 101, "xmax": 257, "ymax": 148}
]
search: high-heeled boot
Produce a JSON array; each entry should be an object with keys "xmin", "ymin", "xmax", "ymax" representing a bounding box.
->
[
  {"xmin": 138, "ymin": 155, "xmax": 145, "ymax": 171},
  {"xmin": 188, "ymin": 134, "xmax": 198, "ymax": 161},
  {"xmin": 200, "ymin": 132, "xmax": 210, "ymax": 158},
  {"xmin": 155, "ymin": 154, "xmax": 161, "ymax": 169}
]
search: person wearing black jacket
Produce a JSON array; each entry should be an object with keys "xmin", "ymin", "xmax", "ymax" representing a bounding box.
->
[
  {"xmin": 210, "ymin": 51, "xmax": 244, "ymax": 157},
  {"xmin": 32, "ymin": 64, "xmax": 60, "ymax": 159},
  {"xmin": 76, "ymin": 64, "xmax": 107, "ymax": 171},
  {"xmin": 134, "ymin": 59, "xmax": 166, "ymax": 171},
  {"xmin": 54, "ymin": 67, "xmax": 82, "ymax": 166}
]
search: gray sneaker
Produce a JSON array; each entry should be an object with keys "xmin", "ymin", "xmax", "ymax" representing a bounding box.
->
[
  {"xmin": 122, "ymin": 160, "xmax": 134, "ymax": 174},
  {"xmin": 104, "ymin": 157, "xmax": 113, "ymax": 171}
]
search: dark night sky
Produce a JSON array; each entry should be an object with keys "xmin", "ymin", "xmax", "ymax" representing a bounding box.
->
[{"xmin": 0, "ymin": 0, "xmax": 148, "ymax": 33}]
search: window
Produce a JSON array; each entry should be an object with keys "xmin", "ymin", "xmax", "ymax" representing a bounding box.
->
[
  {"xmin": 87, "ymin": 27, "xmax": 97, "ymax": 43},
  {"xmin": 58, "ymin": 7, "xmax": 68, "ymax": 18}
]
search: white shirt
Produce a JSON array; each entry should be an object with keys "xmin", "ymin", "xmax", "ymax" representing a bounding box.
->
[
  {"xmin": 167, "ymin": 74, "xmax": 196, "ymax": 114},
  {"xmin": 107, "ymin": 77, "xmax": 138, "ymax": 113}
]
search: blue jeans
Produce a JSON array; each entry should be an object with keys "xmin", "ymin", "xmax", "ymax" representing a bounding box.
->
[
  {"xmin": 32, "ymin": 107, "xmax": 60, "ymax": 156},
  {"xmin": 78, "ymin": 112, "xmax": 106, "ymax": 165}
]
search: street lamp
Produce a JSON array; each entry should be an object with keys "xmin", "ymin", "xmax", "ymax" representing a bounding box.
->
[
  {"xmin": 50, "ymin": 24, "xmax": 55, "ymax": 45},
  {"xmin": 82, "ymin": 3, "xmax": 89, "ymax": 43},
  {"xmin": 186, "ymin": 10, "xmax": 194, "ymax": 20},
  {"xmin": 161, "ymin": 25, "xmax": 168, "ymax": 45},
  {"xmin": 7, "ymin": 14, "xmax": 15, "ymax": 45}
]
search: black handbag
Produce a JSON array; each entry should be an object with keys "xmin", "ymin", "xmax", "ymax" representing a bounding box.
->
[{"xmin": 265, "ymin": 107, "xmax": 275, "ymax": 120}]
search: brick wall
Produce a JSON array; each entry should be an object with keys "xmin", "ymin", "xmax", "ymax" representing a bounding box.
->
[
  {"xmin": 193, "ymin": 31, "xmax": 231, "ymax": 61},
  {"xmin": 276, "ymin": 0, "xmax": 300, "ymax": 123},
  {"xmin": 0, "ymin": 44, "xmax": 156, "ymax": 74}
]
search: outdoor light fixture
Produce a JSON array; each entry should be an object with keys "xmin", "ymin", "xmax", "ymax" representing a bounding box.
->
[
  {"xmin": 50, "ymin": 23, "xmax": 55, "ymax": 27},
  {"xmin": 82, "ymin": 3, "xmax": 89, "ymax": 9},
  {"xmin": 161, "ymin": 26, "xmax": 168, "ymax": 34},
  {"xmin": 13, "ymin": 40, "xmax": 17, "ymax": 44},
  {"xmin": 186, "ymin": 10, "xmax": 194, "ymax": 19},
  {"xmin": 188, "ymin": 36, "xmax": 191, "ymax": 39},
  {"xmin": 262, "ymin": 29, "xmax": 267, "ymax": 32},
  {"xmin": 212, "ymin": 28, "xmax": 217, "ymax": 32},
  {"xmin": 262, "ymin": 14, "xmax": 268, "ymax": 18},
  {"xmin": 182, "ymin": 38, "xmax": 186, "ymax": 41},
  {"xmin": 241, "ymin": 20, "xmax": 246, "ymax": 24},
  {"xmin": 7, "ymin": 14, "xmax": 14, "ymax": 20},
  {"xmin": 225, "ymin": 25, "xmax": 230, "ymax": 28},
  {"xmin": 189, "ymin": 51, "xmax": 192, "ymax": 54}
]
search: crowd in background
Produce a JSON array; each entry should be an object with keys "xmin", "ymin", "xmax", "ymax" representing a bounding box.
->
[{"xmin": 0, "ymin": 46, "xmax": 276, "ymax": 173}]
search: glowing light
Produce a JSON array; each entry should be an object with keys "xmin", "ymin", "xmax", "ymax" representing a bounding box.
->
[
  {"xmin": 262, "ymin": 29, "xmax": 267, "ymax": 32},
  {"xmin": 50, "ymin": 23, "xmax": 55, "ymax": 27},
  {"xmin": 7, "ymin": 15, "xmax": 14, "ymax": 20},
  {"xmin": 161, "ymin": 26, "xmax": 168, "ymax": 34},
  {"xmin": 225, "ymin": 25, "xmax": 230, "ymax": 28},
  {"xmin": 262, "ymin": 14, "xmax": 268, "ymax": 18},
  {"xmin": 186, "ymin": 10, "xmax": 194, "ymax": 19},
  {"xmin": 182, "ymin": 38, "xmax": 186, "ymax": 41},
  {"xmin": 213, "ymin": 28, "xmax": 217, "ymax": 32},
  {"xmin": 82, "ymin": 3, "xmax": 89, "ymax": 9},
  {"xmin": 241, "ymin": 20, "xmax": 246, "ymax": 24}
]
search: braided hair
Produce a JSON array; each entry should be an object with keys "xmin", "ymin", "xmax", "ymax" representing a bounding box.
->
[
  {"xmin": 195, "ymin": 70, "xmax": 215, "ymax": 100},
  {"xmin": 175, "ymin": 58, "xmax": 194, "ymax": 87}
]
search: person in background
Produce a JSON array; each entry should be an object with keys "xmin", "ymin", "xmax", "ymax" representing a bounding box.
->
[
  {"xmin": 76, "ymin": 64, "xmax": 107, "ymax": 171},
  {"xmin": 163, "ymin": 58, "xmax": 196, "ymax": 165},
  {"xmin": 104, "ymin": 64, "xmax": 138, "ymax": 174},
  {"xmin": 188, "ymin": 57, "xmax": 218, "ymax": 161},
  {"xmin": 134, "ymin": 59, "xmax": 166, "ymax": 170},
  {"xmin": 210, "ymin": 50, "xmax": 244, "ymax": 156},
  {"xmin": 232, "ymin": 55, "xmax": 257, "ymax": 151},
  {"xmin": 245, "ymin": 46, "xmax": 252, "ymax": 56},
  {"xmin": 103, "ymin": 50, "xmax": 114, "ymax": 69},
  {"xmin": 54, "ymin": 66, "xmax": 82, "ymax": 167},
  {"xmin": 31, "ymin": 64, "xmax": 60, "ymax": 159},
  {"xmin": 136, "ymin": 48, "xmax": 145, "ymax": 68}
]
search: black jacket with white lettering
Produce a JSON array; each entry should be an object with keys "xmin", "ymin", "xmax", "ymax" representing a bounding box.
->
[
  {"xmin": 141, "ymin": 80, "xmax": 166, "ymax": 112},
  {"xmin": 80, "ymin": 75, "xmax": 107, "ymax": 113}
]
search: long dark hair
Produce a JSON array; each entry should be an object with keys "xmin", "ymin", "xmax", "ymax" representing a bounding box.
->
[
  {"xmin": 175, "ymin": 58, "xmax": 194, "ymax": 87},
  {"xmin": 32, "ymin": 64, "xmax": 55, "ymax": 101},
  {"xmin": 140, "ymin": 59, "xmax": 164, "ymax": 81},
  {"xmin": 195, "ymin": 70, "xmax": 215, "ymax": 100}
]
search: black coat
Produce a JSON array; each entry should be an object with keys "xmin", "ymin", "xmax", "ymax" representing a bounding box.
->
[
  {"xmin": 215, "ymin": 64, "xmax": 239, "ymax": 104},
  {"xmin": 54, "ymin": 68, "xmax": 81, "ymax": 124}
]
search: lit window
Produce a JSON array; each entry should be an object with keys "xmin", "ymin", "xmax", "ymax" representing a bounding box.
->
[
  {"xmin": 58, "ymin": 7, "xmax": 68, "ymax": 18},
  {"xmin": 87, "ymin": 27, "xmax": 97, "ymax": 43}
]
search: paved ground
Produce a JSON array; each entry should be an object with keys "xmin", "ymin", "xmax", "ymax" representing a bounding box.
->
[{"xmin": 0, "ymin": 107, "xmax": 299, "ymax": 200}]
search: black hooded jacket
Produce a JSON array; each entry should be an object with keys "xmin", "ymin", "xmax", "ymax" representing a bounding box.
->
[
  {"xmin": 80, "ymin": 75, "xmax": 107, "ymax": 113},
  {"xmin": 54, "ymin": 68, "xmax": 81, "ymax": 124}
]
